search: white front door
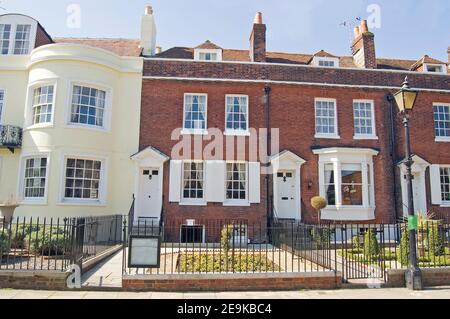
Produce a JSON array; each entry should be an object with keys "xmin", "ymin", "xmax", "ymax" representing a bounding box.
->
[
  {"xmin": 138, "ymin": 168, "xmax": 160, "ymax": 220},
  {"xmin": 276, "ymin": 171, "xmax": 297, "ymax": 219},
  {"xmin": 401, "ymin": 171, "xmax": 427, "ymax": 217}
]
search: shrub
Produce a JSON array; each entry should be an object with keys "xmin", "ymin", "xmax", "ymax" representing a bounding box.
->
[
  {"xmin": 220, "ymin": 225, "xmax": 233, "ymax": 255},
  {"xmin": 311, "ymin": 226, "xmax": 333, "ymax": 249},
  {"xmin": 397, "ymin": 225, "xmax": 410, "ymax": 266},
  {"xmin": 352, "ymin": 235, "xmax": 362, "ymax": 252},
  {"xmin": 311, "ymin": 196, "xmax": 327, "ymax": 211},
  {"xmin": 426, "ymin": 221, "xmax": 445, "ymax": 257},
  {"xmin": 364, "ymin": 229, "xmax": 380, "ymax": 258},
  {"xmin": 0, "ymin": 230, "xmax": 10, "ymax": 256},
  {"xmin": 9, "ymin": 224, "xmax": 40, "ymax": 249},
  {"xmin": 29, "ymin": 226, "xmax": 72, "ymax": 256}
]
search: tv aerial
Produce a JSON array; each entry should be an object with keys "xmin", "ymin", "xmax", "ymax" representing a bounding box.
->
[{"xmin": 340, "ymin": 17, "xmax": 362, "ymax": 53}]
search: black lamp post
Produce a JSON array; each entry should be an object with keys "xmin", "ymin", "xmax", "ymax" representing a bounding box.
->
[{"xmin": 393, "ymin": 76, "xmax": 422, "ymax": 290}]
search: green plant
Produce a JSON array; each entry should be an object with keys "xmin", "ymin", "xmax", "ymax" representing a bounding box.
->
[
  {"xmin": 9, "ymin": 224, "xmax": 40, "ymax": 249},
  {"xmin": 29, "ymin": 227, "xmax": 71, "ymax": 256},
  {"xmin": 397, "ymin": 225, "xmax": 410, "ymax": 266},
  {"xmin": 352, "ymin": 235, "xmax": 362, "ymax": 252},
  {"xmin": 220, "ymin": 225, "xmax": 233, "ymax": 255},
  {"xmin": 0, "ymin": 230, "xmax": 10, "ymax": 256},
  {"xmin": 363, "ymin": 229, "xmax": 380, "ymax": 258},
  {"xmin": 426, "ymin": 221, "xmax": 445, "ymax": 257}
]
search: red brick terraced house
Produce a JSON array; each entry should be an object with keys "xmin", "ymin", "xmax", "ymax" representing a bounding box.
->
[{"xmin": 133, "ymin": 8, "xmax": 450, "ymax": 242}]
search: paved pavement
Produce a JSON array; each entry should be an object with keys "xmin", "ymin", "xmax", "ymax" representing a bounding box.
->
[
  {"xmin": 82, "ymin": 250, "xmax": 123, "ymax": 288},
  {"xmin": 1, "ymin": 287, "xmax": 450, "ymax": 299}
]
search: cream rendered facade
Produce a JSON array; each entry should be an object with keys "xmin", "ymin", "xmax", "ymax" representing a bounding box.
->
[{"xmin": 0, "ymin": 14, "xmax": 143, "ymax": 218}]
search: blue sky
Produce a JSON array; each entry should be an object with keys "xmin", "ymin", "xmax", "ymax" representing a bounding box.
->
[{"xmin": 2, "ymin": 0, "xmax": 449, "ymax": 61}]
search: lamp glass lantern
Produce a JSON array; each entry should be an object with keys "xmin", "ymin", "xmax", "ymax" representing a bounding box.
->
[{"xmin": 393, "ymin": 77, "xmax": 418, "ymax": 113}]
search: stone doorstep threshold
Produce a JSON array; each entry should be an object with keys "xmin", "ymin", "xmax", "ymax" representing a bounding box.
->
[{"xmin": 123, "ymin": 271, "xmax": 341, "ymax": 281}]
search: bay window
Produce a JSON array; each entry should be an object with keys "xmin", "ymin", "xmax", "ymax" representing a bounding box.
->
[
  {"xmin": 70, "ymin": 85, "xmax": 107, "ymax": 128},
  {"xmin": 32, "ymin": 85, "xmax": 54, "ymax": 125},
  {"xmin": 0, "ymin": 24, "xmax": 11, "ymax": 55},
  {"xmin": 313, "ymin": 148, "xmax": 378, "ymax": 221}
]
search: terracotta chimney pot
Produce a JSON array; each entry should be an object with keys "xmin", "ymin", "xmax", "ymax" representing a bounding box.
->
[
  {"xmin": 254, "ymin": 12, "xmax": 263, "ymax": 24},
  {"xmin": 145, "ymin": 6, "xmax": 153, "ymax": 15},
  {"xmin": 354, "ymin": 26, "xmax": 360, "ymax": 38},
  {"xmin": 360, "ymin": 20, "xmax": 369, "ymax": 33}
]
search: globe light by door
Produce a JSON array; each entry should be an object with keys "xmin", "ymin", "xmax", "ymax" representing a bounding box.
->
[{"xmin": 393, "ymin": 77, "xmax": 419, "ymax": 113}]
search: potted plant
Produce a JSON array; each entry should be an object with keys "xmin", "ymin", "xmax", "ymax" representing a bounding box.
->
[{"xmin": 0, "ymin": 195, "xmax": 19, "ymax": 225}]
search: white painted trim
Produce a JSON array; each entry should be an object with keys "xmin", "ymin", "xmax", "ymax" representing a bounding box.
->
[
  {"xmin": 142, "ymin": 76, "xmax": 450, "ymax": 94},
  {"xmin": 424, "ymin": 63, "xmax": 447, "ymax": 74},
  {"xmin": 17, "ymin": 152, "xmax": 51, "ymax": 205},
  {"xmin": 24, "ymin": 78, "xmax": 58, "ymax": 129},
  {"xmin": 182, "ymin": 93, "xmax": 208, "ymax": 133},
  {"xmin": 180, "ymin": 160, "xmax": 207, "ymax": 206},
  {"xmin": 314, "ymin": 98, "xmax": 339, "ymax": 138},
  {"xmin": 143, "ymin": 57, "xmax": 450, "ymax": 77},
  {"xmin": 0, "ymin": 88, "xmax": 5, "ymax": 125},
  {"xmin": 353, "ymin": 99, "xmax": 378, "ymax": 140},
  {"xmin": 57, "ymin": 152, "xmax": 108, "ymax": 206},
  {"xmin": 64, "ymin": 80, "xmax": 113, "ymax": 133},
  {"xmin": 224, "ymin": 161, "xmax": 249, "ymax": 206},
  {"xmin": 0, "ymin": 15, "xmax": 37, "ymax": 56},
  {"xmin": 312, "ymin": 56, "xmax": 340, "ymax": 68},
  {"xmin": 194, "ymin": 49, "xmax": 223, "ymax": 62},
  {"xmin": 224, "ymin": 94, "xmax": 249, "ymax": 134}
]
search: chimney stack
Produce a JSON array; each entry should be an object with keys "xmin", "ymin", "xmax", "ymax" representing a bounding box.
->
[
  {"xmin": 448, "ymin": 47, "xmax": 450, "ymax": 64},
  {"xmin": 351, "ymin": 20, "xmax": 377, "ymax": 69},
  {"xmin": 140, "ymin": 5, "xmax": 157, "ymax": 56},
  {"xmin": 249, "ymin": 12, "xmax": 266, "ymax": 62}
]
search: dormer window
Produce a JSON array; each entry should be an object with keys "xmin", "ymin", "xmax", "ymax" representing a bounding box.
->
[
  {"xmin": 195, "ymin": 49, "xmax": 222, "ymax": 62},
  {"xmin": 0, "ymin": 15, "xmax": 37, "ymax": 56},
  {"xmin": 425, "ymin": 64, "xmax": 447, "ymax": 74},
  {"xmin": 311, "ymin": 56, "xmax": 339, "ymax": 68}
]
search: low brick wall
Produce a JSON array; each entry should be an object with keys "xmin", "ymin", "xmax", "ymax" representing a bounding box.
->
[
  {"xmin": 123, "ymin": 271, "xmax": 341, "ymax": 292},
  {"xmin": 0, "ymin": 271, "xmax": 70, "ymax": 290},
  {"xmin": 386, "ymin": 268, "xmax": 450, "ymax": 287}
]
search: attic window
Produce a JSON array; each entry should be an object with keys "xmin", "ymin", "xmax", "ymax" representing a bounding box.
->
[
  {"xmin": 425, "ymin": 64, "xmax": 446, "ymax": 74},
  {"xmin": 312, "ymin": 57, "xmax": 339, "ymax": 68},
  {"xmin": 194, "ymin": 49, "xmax": 222, "ymax": 62}
]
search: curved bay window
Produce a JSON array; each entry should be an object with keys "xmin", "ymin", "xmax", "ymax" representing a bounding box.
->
[{"xmin": 313, "ymin": 148, "xmax": 378, "ymax": 221}]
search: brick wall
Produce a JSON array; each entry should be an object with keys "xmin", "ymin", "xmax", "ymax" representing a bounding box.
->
[
  {"xmin": 123, "ymin": 272, "xmax": 341, "ymax": 291},
  {"xmin": 140, "ymin": 80, "xmax": 402, "ymax": 224},
  {"xmin": 386, "ymin": 268, "xmax": 450, "ymax": 287},
  {"xmin": 0, "ymin": 271, "xmax": 70, "ymax": 290}
]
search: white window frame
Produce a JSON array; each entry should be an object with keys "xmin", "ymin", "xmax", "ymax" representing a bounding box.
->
[
  {"xmin": 194, "ymin": 49, "xmax": 222, "ymax": 62},
  {"xmin": 433, "ymin": 103, "xmax": 450, "ymax": 143},
  {"xmin": 17, "ymin": 153, "xmax": 50, "ymax": 205},
  {"xmin": 224, "ymin": 94, "xmax": 250, "ymax": 136},
  {"xmin": 224, "ymin": 161, "xmax": 249, "ymax": 206},
  {"xmin": 0, "ymin": 15, "xmax": 37, "ymax": 56},
  {"xmin": 65, "ymin": 81, "xmax": 113, "ymax": 132},
  {"xmin": 58, "ymin": 153, "xmax": 108, "ymax": 206},
  {"xmin": 313, "ymin": 148, "xmax": 378, "ymax": 221},
  {"xmin": 424, "ymin": 63, "xmax": 447, "ymax": 74},
  {"xmin": 181, "ymin": 93, "xmax": 208, "ymax": 135},
  {"xmin": 0, "ymin": 88, "xmax": 5, "ymax": 125},
  {"xmin": 25, "ymin": 79, "xmax": 57, "ymax": 129},
  {"xmin": 0, "ymin": 24, "xmax": 11, "ymax": 55},
  {"xmin": 314, "ymin": 98, "xmax": 340, "ymax": 139},
  {"xmin": 353, "ymin": 99, "xmax": 378, "ymax": 140},
  {"xmin": 439, "ymin": 165, "xmax": 450, "ymax": 206},
  {"xmin": 312, "ymin": 57, "xmax": 340, "ymax": 68},
  {"xmin": 180, "ymin": 160, "xmax": 206, "ymax": 206}
]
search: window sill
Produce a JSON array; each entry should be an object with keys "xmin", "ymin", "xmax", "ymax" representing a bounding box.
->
[
  {"xmin": 180, "ymin": 129, "xmax": 208, "ymax": 136},
  {"xmin": 65, "ymin": 123, "xmax": 109, "ymax": 133},
  {"xmin": 19, "ymin": 199, "xmax": 48, "ymax": 206},
  {"xmin": 435, "ymin": 137, "xmax": 450, "ymax": 143},
  {"xmin": 353, "ymin": 135, "xmax": 378, "ymax": 140},
  {"xmin": 320, "ymin": 206, "xmax": 375, "ymax": 221},
  {"xmin": 179, "ymin": 200, "xmax": 207, "ymax": 206},
  {"xmin": 314, "ymin": 134, "xmax": 341, "ymax": 140},
  {"xmin": 24, "ymin": 123, "xmax": 54, "ymax": 131},
  {"xmin": 223, "ymin": 201, "xmax": 250, "ymax": 207},
  {"xmin": 224, "ymin": 130, "xmax": 251, "ymax": 137},
  {"xmin": 57, "ymin": 199, "xmax": 106, "ymax": 207}
]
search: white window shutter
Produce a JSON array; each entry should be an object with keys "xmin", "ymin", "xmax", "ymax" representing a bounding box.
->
[
  {"xmin": 249, "ymin": 162, "xmax": 261, "ymax": 204},
  {"xmin": 205, "ymin": 161, "xmax": 225, "ymax": 203},
  {"xmin": 430, "ymin": 165, "xmax": 442, "ymax": 206},
  {"xmin": 169, "ymin": 160, "xmax": 182, "ymax": 202}
]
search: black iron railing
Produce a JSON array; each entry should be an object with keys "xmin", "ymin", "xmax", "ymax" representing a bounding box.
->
[
  {"xmin": 0, "ymin": 215, "xmax": 123, "ymax": 272},
  {"xmin": 0, "ymin": 125, "xmax": 22, "ymax": 149}
]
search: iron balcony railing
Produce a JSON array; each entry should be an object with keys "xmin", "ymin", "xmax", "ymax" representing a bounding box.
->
[{"xmin": 0, "ymin": 125, "xmax": 22, "ymax": 149}]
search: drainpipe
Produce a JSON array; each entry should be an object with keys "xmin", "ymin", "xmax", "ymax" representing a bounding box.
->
[
  {"xmin": 264, "ymin": 84, "xmax": 272, "ymax": 232},
  {"xmin": 387, "ymin": 94, "xmax": 400, "ymax": 222}
]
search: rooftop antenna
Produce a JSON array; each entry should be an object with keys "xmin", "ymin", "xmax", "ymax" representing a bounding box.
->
[{"xmin": 339, "ymin": 17, "xmax": 362, "ymax": 54}]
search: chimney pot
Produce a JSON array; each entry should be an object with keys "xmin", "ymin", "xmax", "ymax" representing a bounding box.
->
[
  {"xmin": 145, "ymin": 6, "xmax": 153, "ymax": 15},
  {"xmin": 353, "ymin": 26, "xmax": 360, "ymax": 38},
  {"xmin": 360, "ymin": 20, "xmax": 369, "ymax": 33},
  {"xmin": 254, "ymin": 12, "xmax": 263, "ymax": 24},
  {"xmin": 155, "ymin": 46, "xmax": 162, "ymax": 54}
]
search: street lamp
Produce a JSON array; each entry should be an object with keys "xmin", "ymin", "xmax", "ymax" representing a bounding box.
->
[{"xmin": 393, "ymin": 76, "xmax": 422, "ymax": 290}]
